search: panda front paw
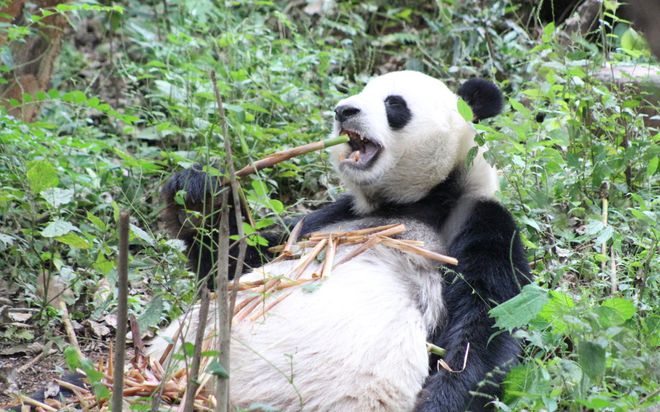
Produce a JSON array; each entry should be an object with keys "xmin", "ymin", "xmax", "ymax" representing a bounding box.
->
[
  {"xmin": 160, "ymin": 165, "xmax": 225, "ymax": 239},
  {"xmin": 161, "ymin": 165, "xmax": 223, "ymax": 209}
]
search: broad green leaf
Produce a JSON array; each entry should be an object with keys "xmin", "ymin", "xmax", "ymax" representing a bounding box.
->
[
  {"xmin": 56, "ymin": 233, "xmax": 91, "ymax": 249},
  {"xmin": 42, "ymin": 219, "xmax": 78, "ymax": 238},
  {"xmin": 86, "ymin": 212, "xmax": 106, "ymax": 231},
  {"xmin": 137, "ymin": 295, "xmax": 164, "ymax": 331},
  {"xmin": 578, "ymin": 341, "xmax": 606, "ymax": 380},
  {"xmin": 596, "ymin": 297, "xmax": 636, "ymax": 326},
  {"xmin": 646, "ymin": 156, "xmax": 658, "ymax": 176},
  {"xmin": 490, "ymin": 284, "xmax": 549, "ymax": 330},
  {"xmin": 620, "ymin": 28, "xmax": 649, "ymax": 56},
  {"xmin": 207, "ymin": 359, "xmax": 230, "ymax": 379},
  {"xmin": 457, "ymin": 98, "xmax": 473, "ymax": 122},
  {"xmin": 130, "ymin": 223, "xmax": 154, "ymax": 245},
  {"xmin": 27, "ymin": 160, "xmax": 58, "ymax": 193},
  {"xmin": 41, "ymin": 188, "xmax": 74, "ymax": 208},
  {"xmin": 539, "ymin": 290, "xmax": 575, "ymax": 334}
]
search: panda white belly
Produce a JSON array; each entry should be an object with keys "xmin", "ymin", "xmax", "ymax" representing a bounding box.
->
[
  {"xmin": 230, "ymin": 247, "xmax": 432, "ymax": 411},
  {"xmin": 148, "ymin": 220, "xmax": 445, "ymax": 411}
]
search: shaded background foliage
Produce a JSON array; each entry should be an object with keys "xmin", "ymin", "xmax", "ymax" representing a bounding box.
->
[{"xmin": 0, "ymin": 0, "xmax": 657, "ymax": 409}]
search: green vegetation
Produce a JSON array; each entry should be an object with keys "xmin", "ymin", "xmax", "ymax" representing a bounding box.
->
[{"xmin": 0, "ymin": 0, "xmax": 657, "ymax": 410}]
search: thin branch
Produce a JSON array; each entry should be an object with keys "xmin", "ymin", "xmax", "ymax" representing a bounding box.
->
[
  {"xmin": 209, "ymin": 70, "xmax": 234, "ymax": 412},
  {"xmin": 210, "ymin": 70, "xmax": 247, "ymax": 327},
  {"xmin": 182, "ymin": 287, "xmax": 211, "ymax": 412},
  {"xmin": 112, "ymin": 211, "xmax": 130, "ymax": 412}
]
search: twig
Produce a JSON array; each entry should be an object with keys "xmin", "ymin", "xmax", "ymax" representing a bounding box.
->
[
  {"xmin": 182, "ymin": 287, "xmax": 211, "ymax": 412},
  {"xmin": 600, "ymin": 182, "xmax": 609, "ymax": 273},
  {"xmin": 333, "ymin": 236, "xmax": 383, "ymax": 268},
  {"xmin": 113, "ymin": 210, "xmax": 130, "ymax": 412},
  {"xmin": 380, "ymin": 237, "xmax": 459, "ymax": 266},
  {"xmin": 17, "ymin": 345, "xmax": 56, "ymax": 373},
  {"xmin": 280, "ymin": 218, "xmax": 305, "ymax": 258},
  {"xmin": 209, "ymin": 71, "xmax": 233, "ymax": 412},
  {"xmin": 320, "ymin": 236, "xmax": 336, "ymax": 278},
  {"xmin": 54, "ymin": 378, "xmax": 91, "ymax": 395},
  {"xmin": 129, "ymin": 314, "xmax": 145, "ymax": 360},
  {"xmin": 15, "ymin": 394, "xmax": 57, "ymax": 412},
  {"xmin": 210, "ymin": 70, "xmax": 248, "ymax": 327},
  {"xmin": 291, "ymin": 238, "xmax": 327, "ymax": 279}
]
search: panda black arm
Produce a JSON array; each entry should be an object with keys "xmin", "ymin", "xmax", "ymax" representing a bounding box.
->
[
  {"xmin": 161, "ymin": 166, "xmax": 357, "ymax": 280},
  {"xmin": 160, "ymin": 166, "xmax": 286, "ymax": 281},
  {"xmin": 415, "ymin": 200, "xmax": 531, "ymax": 412}
]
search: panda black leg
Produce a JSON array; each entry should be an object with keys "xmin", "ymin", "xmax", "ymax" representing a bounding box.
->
[{"xmin": 415, "ymin": 200, "xmax": 531, "ymax": 412}]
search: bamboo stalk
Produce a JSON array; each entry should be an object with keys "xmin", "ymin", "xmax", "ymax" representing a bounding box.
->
[
  {"xmin": 112, "ymin": 210, "xmax": 130, "ymax": 412},
  {"xmin": 210, "ymin": 70, "xmax": 233, "ymax": 412},
  {"xmin": 233, "ymin": 136, "xmax": 349, "ymax": 179},
  {"xmin": 320, "ymin": 236, "xmax": 336, "ymax": 278},
  {"xmin": 16, "ymin": 394, "xmax": 58, "ymax": 412},
  {"xmin": 307, "ymin": 223, "xmax": 400, "ymax": 240},
  {"xmin": 380, "ymin": 237, "xmax": 458, "ymax": 266},
  {"xmin": 58, "ymin": 300, "xmax": 82, "ymax": 359},
  {"xmin": 281, "ymin": 218, "xmax": 306, "ymax": 258},
  {"xmin": 333, "ymin": 236, "xmax": 383, "ymax": 268},
  {"xmin": 291, "ymin": 238, "xmax": 327, "ymax": 279},
  {"xmin": 249, "ymin": 290, "xmax": 295, "ymax": 321},
  {"xmin": 182, "ymin": 287, "xmax": 211, "ymax": 412}
]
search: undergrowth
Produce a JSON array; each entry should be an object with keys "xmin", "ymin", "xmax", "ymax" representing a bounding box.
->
[{"xmin": 0, "ymin": 0, "xmax": 657, "ymax": 410}]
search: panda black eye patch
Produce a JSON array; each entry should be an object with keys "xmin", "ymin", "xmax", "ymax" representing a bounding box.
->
[{"xmin": 384, "ymin": 95, "xmax": 412, "ymax": 130}]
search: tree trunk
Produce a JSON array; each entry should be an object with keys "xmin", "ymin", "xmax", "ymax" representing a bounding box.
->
[{"xmin": 0, "ymin": 1, "xmax": 69, "ymax": 122}]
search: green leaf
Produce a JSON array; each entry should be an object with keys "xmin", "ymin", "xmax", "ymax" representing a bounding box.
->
[
  {"xmin": 646, "ymin": 156, "xmax": 658, "ymax": 176},
  {"xmin": 42, "ymin": 219, "xmax": 78, "ymax": 238},
  {"xmin": 63, "ymin": 346, "xmax": 82, "ymax": 370},
  {"xmin": 56, "ymin": 233, "xmax": 91, "ymax": 249},
  {"xmin": 596, "ymin": 297, "xmax": 636, "ymax": 326},
  {"xmin": 542, "ymin": 22, "xmax": 555, "ymax": 42},
  {"xmin": 578, "ymin": 341, "xmax": 606, "ymax": 380},
  {"xmin": 137, "ymin": 295, "xmax": 164, "ymax": 331},
  {"xmin": 207, "ymin": 359, "xmax": 229, "ymax": 379},
  {"xmin": 41, "ymin": 188, "xmax": 74, "ymax": 208},
  {"xmin": 457, "ymin": 98, "xmax": 473, "ymax": 122},
  {"xmin": 27, "ymin": 160, "xmax": 59, "ymax": 193},
  {"xmin": 130, "ymin": 223, "xmax": 154, "ymax": 245},
  {"xmin": 86, "ymin": 212, "xmax": 106, "ymax": 231},
  {"xmin": 539, "ymin": 290, "xmax": 575, "ymax": 334},
  {"xmin": 620, "ymin": 28, "xmax": 649, "ymax": 56},
  {"xmin": 490, "ymin": 284, "xmax": 549, "ymax": 330}
]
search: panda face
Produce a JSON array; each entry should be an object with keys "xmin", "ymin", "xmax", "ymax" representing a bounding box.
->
[{"xmin": 329, "ymin": 71, "xmax": 478, "ymax": 212}]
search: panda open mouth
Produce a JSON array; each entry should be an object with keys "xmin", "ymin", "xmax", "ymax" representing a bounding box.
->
[{"xmin": 339, "ymin": 129, "xmax": 382, "ymax": 169}]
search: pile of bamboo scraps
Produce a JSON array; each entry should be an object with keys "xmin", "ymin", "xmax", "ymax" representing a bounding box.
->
[{"xmin": 13, "ymin": 223, "xmax": 458, "ymax": 411}]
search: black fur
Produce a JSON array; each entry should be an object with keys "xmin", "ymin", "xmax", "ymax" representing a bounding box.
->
[
  {"xmin": 334, "ymin": 104, "xmax": 361, "ymax": 123},
  {"xmin": 160, "ymin": 165, "xmax": 282, "ymax": 283},
  {"xmin": 384, "ymin": 95, "xmax": 413, "ymax": 130},
  {"xmin": 415, "ymin": 201, "xmax": 530, "ymax": 411},
  {"xmin": 161, "ymin": 165, "xmax": 530, "ymax": 411},
  {"xmin": 457, "ymin": 78, "xmax": 504, "ymax": 122}
]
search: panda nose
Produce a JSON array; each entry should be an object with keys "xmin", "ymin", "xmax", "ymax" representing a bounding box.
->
[{"xmin": 335, "ymin": 105, "xmax": 361, "ymax": 123}]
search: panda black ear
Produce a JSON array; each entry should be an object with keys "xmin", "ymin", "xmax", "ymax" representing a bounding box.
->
[{"xmin": 457, "ymin": 78, "xmax": 503, "ymax": 122}]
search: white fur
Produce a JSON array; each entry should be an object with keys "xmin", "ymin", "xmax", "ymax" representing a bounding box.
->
[
  {"xmin": 148, "ymin": 219, "xmax": 446, "ymax": 411},
  {"xmin": 329, "ymin": 71, "xmax": 497, "ymax": 213}
]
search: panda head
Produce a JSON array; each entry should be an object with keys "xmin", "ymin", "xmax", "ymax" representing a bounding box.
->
[{"xmin": 329, "ymin": 71, "xmax": 503, "ymax": 212}]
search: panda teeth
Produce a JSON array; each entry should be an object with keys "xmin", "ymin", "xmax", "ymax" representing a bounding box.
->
[{"xmin": 350, "ymin": 150, "xmax": 361, "ymax": 162}]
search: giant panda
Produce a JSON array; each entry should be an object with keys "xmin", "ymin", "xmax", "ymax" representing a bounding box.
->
[{"xmin": 154, "ymin": 70, "xmax": 531, "ymax": 412}]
